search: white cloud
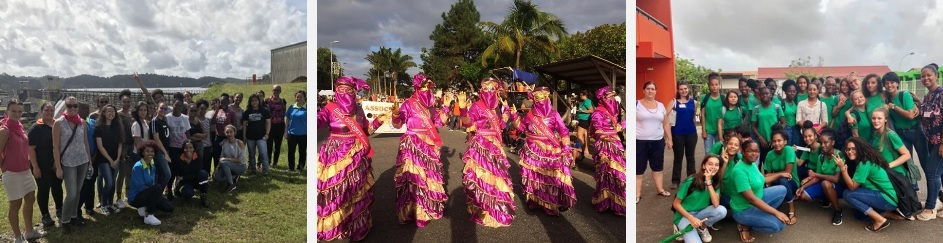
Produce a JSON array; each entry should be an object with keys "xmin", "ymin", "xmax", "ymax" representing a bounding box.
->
[{"xmin": 0, "ymin": 0, "xmax": 306, "ymax": 78}]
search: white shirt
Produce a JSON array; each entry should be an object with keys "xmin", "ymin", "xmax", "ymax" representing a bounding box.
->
[
  {"xmin": 796, "ymin": 99, "xmax": 829, "ymax": 125},
  {"xmin": 636, "ymin": 100, "xmax": 666, "ymax": 140}
]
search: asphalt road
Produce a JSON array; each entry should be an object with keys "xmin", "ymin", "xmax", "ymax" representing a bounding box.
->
[
  {"xmin": 317, "ymin": 126, "xmax": 626, "ymax": 243},
  {"xmin": 636, "ymin": 127, "xmax": 943, "ymax": 243}
]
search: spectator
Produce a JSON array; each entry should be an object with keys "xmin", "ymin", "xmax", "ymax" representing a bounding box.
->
[
  {"xmin": 242, "ymin": 94, "xmax": 271, "ymax": 175},
  {"xmin": 266, "ymin": 85, "xmax": 288, "ymax": 169},
  {"xmin": 286, "ymin": 91, "xmax": 307, "ymax": 172}
]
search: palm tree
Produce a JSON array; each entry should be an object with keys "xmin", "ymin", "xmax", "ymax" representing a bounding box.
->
[
  {"xmin": 366, "ymin": 47, "xmax": 417, "ymax": 97},
  {"xmin": 480, "ymin": 0, "xmax": 567, "ymax": 68}
]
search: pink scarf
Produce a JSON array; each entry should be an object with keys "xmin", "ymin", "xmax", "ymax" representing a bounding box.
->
[
  {"xmin": 1, "ymin": 118, "xmax": 24, "ymax": 137},
  {"xmin": 61, "ymin": 112, "xmax": 84, "ymax": 125}
]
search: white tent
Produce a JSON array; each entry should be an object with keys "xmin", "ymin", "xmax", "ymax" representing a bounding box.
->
[{"xmin": 318, "ymin": 90, "xmax": 335, "ymax": 96}]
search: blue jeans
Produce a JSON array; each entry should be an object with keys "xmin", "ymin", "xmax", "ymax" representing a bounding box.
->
[
  {"xmin": 732, "ymin": 185, "xmax": 787, "ymax": 234},
  {"xmin": 922, "ymin": 146, "xmax": 943, "ymax": 209},
  {"xmin": 247, "ymin": 139, "xmax": 270, "ymax": 174},
  {"xmin": 844, "ymin": 187, "xmax": 896, "ymax": 216},
  {"xmin": 677, "ymin": 206, "xmax": 728, "ymax": 243},
  {"xmin": 803, "ymin": 180, "xmax": 846, "ymax": 200},
  {"xmin": 898, "ymin": 126, "xmax": 928, "ymax": 174},
  {"xmin": 771, "ymin": 177, "xmax": 799, "ymax": 203},
  {"xmin": 96, "ymin": 163, "xmax": 116, "ymax": 207},
  {"xmin": 154, "ymin": 150, "xmax": 171, "ymax": 190},
  {"xmin": 786, "ymin": 125, "xmax": 801, "ymax": 147},
  {"xmin": 704, "ymin": 134, "xmax": 720, "ymax": 154}
]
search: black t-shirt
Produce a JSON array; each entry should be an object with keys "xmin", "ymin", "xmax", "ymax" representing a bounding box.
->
[
  {"xmin": 94, "ymin": 122, "xmax": 122, "ymax": 164},
  {"xmin": 188, "ymin": 119, "xmax": 204, "ymax": 147},
  {"xmin": 151, "ymin": 117, "xmax": 170, "ymax": 150},
  {"xmin": 27, "ymin": 123, "xmax": 54, "ymax": 170},
  {"xmin": 242, "ymin": 107, "xmax": 271, "ymax": 140},
  {"xmin": 179, "ymin": 157, "xmax": 204, "ymax": 182}
]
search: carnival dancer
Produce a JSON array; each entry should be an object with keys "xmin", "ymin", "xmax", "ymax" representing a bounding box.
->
[
  {"xmin": 389, "ymin": 74, "xmax": 448, "ymax": 227},
  {"xmin": 462, "ymin": 78, "xmax": 518, "ymax": 227},
  {"xmin": 316, "ymin": 76, "xmax": 384, "ymax": 241},
  {"xmin": 510, "ymin": 86, "xmax": 576, "ymax": 215},
  {"xmin": 591, "ymin": 86, "xmax": 627, "ymax": 215}
]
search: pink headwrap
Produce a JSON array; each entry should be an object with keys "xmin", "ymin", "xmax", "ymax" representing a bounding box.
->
[
  {"xmin": 334, "ymin": 76, "xmax": 370, "ymax": 114},
  {"xmin": 412, "ymin": 73, "xmax": 435, "ymax": 107},
  {"xmin": 596, "ymin": 86, "xmax": 619, "ymax": 114}
]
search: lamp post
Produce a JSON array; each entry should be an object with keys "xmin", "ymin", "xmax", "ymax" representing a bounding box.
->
[
  {"xmin": 329, "ymin": 40, "xmax": 340, "ymax": 89},
  {"xmin": 899, "ymin": 51, "xmax": 915, "ymax": 71}
]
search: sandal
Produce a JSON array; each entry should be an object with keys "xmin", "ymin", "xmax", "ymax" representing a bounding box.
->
[
  {"xmin": 657, "ymin": 191, "xmax": 672, "ymax": 197},
  {"xmin": 865, "ymin": 220, "xmax": 890, "ymax": 232},
  {"xmin": 787, "ymin": 212, "xmax": 798, "ymax": 225},
  {"xmin": 737, "ymin": 224, "xmax": 755, "ymax": 242}
]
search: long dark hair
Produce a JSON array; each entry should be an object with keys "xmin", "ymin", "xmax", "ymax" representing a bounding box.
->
[
  {"xmin": 675, "ymin": 81, "xmax": 690, "ymax": 100},
  {"xmin": 692, "ymin": 155, "xmax": 723, "ymax": 190},
  {"xmin": 131, "ymin": 101, "xmax": 149, "ymax": 140},
  {"xmin": 722, "ymin": 90, "xmax": 740, "ymax": 109},
  {"xmin": 861, "ymin": 73, "xmax": 884, "ymax": 98},
  {"xmin": 782, "ymin": 79, "xmax": 798, "ymax": 104},
  {"xmin": 845, "ymin": 137, "xmax": 890, "ymax": 169},
  {"xmin": 96, "ymin": 104, "xmax": 126, "ymax": 144}
]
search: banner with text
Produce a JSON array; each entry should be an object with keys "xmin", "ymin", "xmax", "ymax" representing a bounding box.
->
[{"xmin": 362, "ymin": 101, "xmax": 407, "ymax": 133}]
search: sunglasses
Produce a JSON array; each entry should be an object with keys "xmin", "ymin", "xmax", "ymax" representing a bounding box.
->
[
  {"xmin": 160, "ymin": 107, "xmax": 170, "ymax": 112},
  {"xmin": 66, "ymin": 104, "xmax": 79, "ymax": 109},
  {"xmin": 273, "ymin": 89, "xmax": 281, "ymax": 92}
]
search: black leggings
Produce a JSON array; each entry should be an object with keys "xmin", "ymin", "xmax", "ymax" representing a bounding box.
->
[
  {"xmin": 35, "ymin": 168, "xmax": 64, "ymax": 217},
  {"xmin": 671, "ymin": 133, "xmax": 698, "ymax": 184},
  {"xmin": 268, "ymin": 122, "xmax": 286, "ymax": 167},
  {"xmin": 130, "ymin": 186, "xmax": 175, "ymax": 214},
  {"xmin": 287, "ymin": 134, "xmax": 307, "ymax": 171},
  {"xmin": 202, "ymin": 146, "xmax": 214, "ymax": 174},
  {"xmin": 78, "ymin": 166, "xmax": 97, "ymax": 213}
]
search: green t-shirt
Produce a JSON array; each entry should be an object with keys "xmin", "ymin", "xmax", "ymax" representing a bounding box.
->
[
  {"xmin": 764, "ymin": 146, "xmax": 799, "ymax": 185},
  {"xmin": 851, "ymin": 109, "xmax": 873, "ymax": 141},
  {"xmin": 751, "ymin": 103, "xmax": 785, "ymax": 141},
  {"xmin": 870, "ymin": 131, "xmax": 908, "ymax": 176},
  {"xmin": 888, "ymin": 91, "xmax": 918, "ymax": 129},
  {"xmin": 808, "ymin": 149, "xmax": 842, "ymax": 176},
  {"xmin": 740, "ymin": 93, "xmax": 756, "ymax": 119},
  {"xmin": 722, "ymin": 106, "xmax": 744, "ymax": 130},
  {"xmin": 721, "ymin": 156, "xmax": 742, "ymax": 197},
  {"xmin": 853, "ymin": 161, "xmax": 898, "ymax": 206},
  {"xmin": 866, "ymin": 94, "xmax": 885, "ymax": 117},
  {"xmin": 771, "ymin": 97, "xmax": 782, "ymax": 107},
  {"xmin": 832, "ymin": 98, "xmax": 854, "ymax": 129},
  {"xmin": 730, "ymin": 161, "xmax": 765, "ymax": 212},
  {"xmin": 701, "ymin": 94, "xmax": 724, "ymax": 135},
  {"xmin": 709, "ymin": 142, "xmax": 724, "ymax": 156},
  {"xmin": 798, "ymin": 93, "xmax": 809, "ymax": 102},
  {"xmin": 577, "ymin": 99, "xmax": 593, "ymax": 120},
  {"xmin": 801, "ymin": 146, "xmax": 822, "ymax": 171},
  {"xmin": 821, "ymin": 95, "xmax": 838, "ymax": 120},
  {"xmin": 673, "ymin": 177, "xmax": 720, "ymax": 225},
  {"xmin": 782, "ymin": 101, "xmax": 798, "ymax": 126}
]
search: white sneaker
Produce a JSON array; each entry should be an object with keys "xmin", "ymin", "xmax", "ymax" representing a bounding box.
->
[
  {"xmin": 935, "ymin": 199, "xmax": 943, "ymax": 211},
  {"xmin": 24, "ymin": 229, "xmax": 46, "ymax": 240},
  {"xmin": 116, "ymin": 199, "xmax": 127, "ymax": 209},
  {"xmin": 14, "ymin": 236, "xmax": 26, "ymax": 243},
  {"xmin": 100, "ymin": 206, "xmax": 111, "ymax": 216},
  {"xmin": 698, "ymin": 227, "xmax": 713, "ymax": 242},
  {"xmin": 144, "ymin": 215, "xmax": 162, "ymax": 226},
  {"xmin": 138, "ymin": 207, "xmax": 147, "ymax": 217}
]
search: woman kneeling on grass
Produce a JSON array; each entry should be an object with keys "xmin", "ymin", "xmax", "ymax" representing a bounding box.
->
[
  {"xmin": 731, "ymin": 140, "xmax": 788, "ymax": 242},
  {"xmin": 763, "ymin": 128, "xmax": 799, "ymax": 225},
  {"xmin": 672, "ymin": 155, "xmax": 726, "ymax": 243},
  {"xmin": 214, "ymin": 125, "xmax": 246, "ymax": 192},
  {"xmin": 837, "ymin": 137, "xmax": 898, "ymax": 232},
  {"xmin": 795, "ymin": 127, "xmax": 846, "ymax": 225},
  {"xmin": 174, "ymin": 140, "xmax": 209, "ymax": 207},
  {"xmin": 129, "ymin": 142, "xmax": 175, "ymax": 226}
]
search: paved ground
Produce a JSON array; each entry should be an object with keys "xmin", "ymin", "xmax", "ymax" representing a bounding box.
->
[
  {"xmin": 318, "ymin": 126, "xmax": 626, "ymax": 243},
  {"xmin": 637, "ymin": 127, "xmax": 943, "ymax": 242}
]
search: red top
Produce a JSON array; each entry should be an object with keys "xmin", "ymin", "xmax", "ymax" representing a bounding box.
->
[{"xmin": 1, "ymin": 124, "xmax": 29, "ymax": 172}]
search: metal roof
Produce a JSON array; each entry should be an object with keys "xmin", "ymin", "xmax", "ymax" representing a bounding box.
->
[
  {"xmin": 535, "ymin": 55, "xmax": 626, "ymax": 87},
  {"xmin": 271, "ymin": 41, "xmax": 307, "ymax": 52}
]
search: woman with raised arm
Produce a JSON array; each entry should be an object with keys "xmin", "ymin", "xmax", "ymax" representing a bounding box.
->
[
  {"xmin": 387, "ymin": 74, "xmax": 448, "ymax": 227},
  {"xmin": 316, "ymin": 76, "xmax": 381, "ymax": 241},
  {"xmin": 461, "ymin": 78, "xmax": 519, "ymax": 227},
  {"xmin": 508, "ymin": 86, "xmax": 576, "ymax": 215}
]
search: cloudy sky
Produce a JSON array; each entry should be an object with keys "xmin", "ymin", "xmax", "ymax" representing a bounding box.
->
[
  {"xmin": 317, "ymin": 0, "xmax": 626, "ymax": 80},
  {"xmin": 672, "ymin": 0, "xmax": 943, "ymax": 72},
  {"xmin": 0, "ymin": 0, "xmax": 306, "ymax": 78}
]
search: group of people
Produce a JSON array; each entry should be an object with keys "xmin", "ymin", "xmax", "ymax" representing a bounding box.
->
[
  {"xmin": 316, "ymin": 74, "xmax": 627, "ymax": 241},
  {"xmin": 638, "ymin": 64, "xmax": 943, "ymax": 242},
  {"xmin": 0, "ymin": 75, "xmax": 308, "ymax": 242}
]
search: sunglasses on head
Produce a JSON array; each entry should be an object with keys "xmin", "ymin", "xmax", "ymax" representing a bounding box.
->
[{"xmin": 66, "ymin": 104, "xmax": 79, "ymax": 109}]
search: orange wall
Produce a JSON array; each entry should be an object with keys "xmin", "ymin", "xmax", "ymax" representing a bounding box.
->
[
  {"xmin": 636, "ymin": 12, "xmax": 672, "ymax": 58},
  {"xmin": 637, "ymin": 1, "xmax": 673, "ymax": 28},
  {"xmin": 637, "ymin": 58, "xmax": 676, "ymax": 105}
]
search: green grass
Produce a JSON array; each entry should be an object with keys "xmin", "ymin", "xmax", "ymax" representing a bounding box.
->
[
  {"xmin": 195, "ymin": 83, "xmax": 307, "ymax": 103},
  {"xmin": 0, "ymin": 83, "xmax": 309, "ymax": 242}
]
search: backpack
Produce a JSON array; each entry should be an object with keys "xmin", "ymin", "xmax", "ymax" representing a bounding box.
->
[{"xmin": 871, "ymin": 168, "xmax": 922, "ymax": 219}]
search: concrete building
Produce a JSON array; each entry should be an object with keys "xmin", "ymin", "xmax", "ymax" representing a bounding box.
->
[
  {"xmin": 271, "ymin": 41, "xmax": 307, "ymax": 84},
  {"xmin": 636, "ymin": 2, "xmax": 675, "ymax": 104}
]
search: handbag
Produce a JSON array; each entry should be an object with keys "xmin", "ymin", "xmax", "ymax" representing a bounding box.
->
[{"xmin": 668, "ymin": 99, "xmax": 678, "ymax": 127}]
